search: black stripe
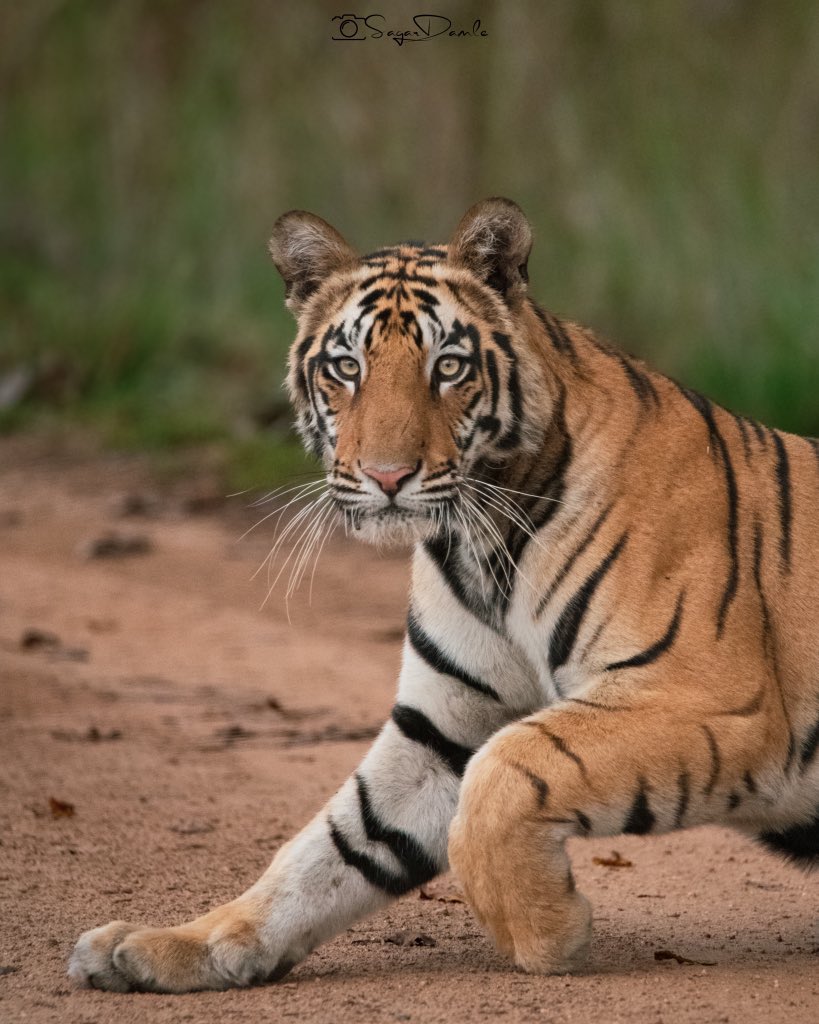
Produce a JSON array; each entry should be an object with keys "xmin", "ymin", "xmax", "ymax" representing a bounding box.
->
[
  {"xmin": 771, "ymin": 431, "xmax": 793, "ymax": 573},
  {"xmin": 578, "ymin": 616, "xmax": 610, "ymax": 661},
  {"xmin": 524, "ymin": 722, "xmax": 588, "ymax": 780},
  {"xmin": 701, "ymin": 725, "xmax": 721, "ymax": 796},
  {"xmin": 566, "ymin": 697, "xmax": 628, "ymax": 712},
  {"xmin": 536, "ymin": 505, "xmax": 612, "ymax": 616},
  {"xmin": 355, "ymin": 775, "xmax": 437, "ymax": 888},
  {"xmin": 493, "ymin": 387, "xmax": 574, "ymax": 599},
  {"xmin": 411, "ymin": 288, "xmax": 439, "ymax": 307},
  {"xmin": 403, "ymin": 273, "xmax": 439, "ymax": 288},
  {"xmin": 674, "ymin": 771, "xmax": 690, "ymax": 829},
  {"xmin": 362, "ymin": 247, "xmax": 398, "ymax": 260},
  {"xmin": 800, "ymin": 715, "xmax": 819, "ymax": 768},
  {"xmin": 329, "ymin": 821, "xmax": 408, "ymax": 896},
  {"xmin": 574, "ymin": 809, "xmax": 592, "ymax": 834},
  {"xmin": 424, "ymin": 463, "xmax": 456, "ymax": 483},
  {"xmin": 391, "ymin": 704, "xmax": 473, "ymax": 777},
  {"xmin": 476, "ymin": 414, "xmax": 502, "ymax": 439},
  {"xmin": 484, "ymin": 349, "xmax": 500, "ymax": 419},
  {"xmin": 743, "ymin": 770, "xmax": 758, "ymax": 794},
  {"xmin": 421, "ymin": 482, "xmax": 458, "ymax": 495},
  {"xmin": 758, "ymin": 815, "xmax": 819, "ymax": 867},
  {"xmin": 753, "ymin": 520, "xmax": 796, "ymax": 771},
  {"xmin": 407, "ymin": 612, "xmax": 501, "ymax": 702},
  {"xmin": 491, "ymin": 330, "xmax": 523, "ymax": 450},
  {"xmin": 623, "ymin": 780, "xmax": 655, "ymax": 834},
  {"xmin": 549, "ymin": 534, "xmax": 628, "ymax": 673},
  {"xmin": 507, "ymin": 762, "xmax": 549, "ymax": 808},
  {"xmin": 613, "ymin": 352, "xmax": 659, "ymax": 409},
  {"xmin": 483, "ymin": 425, "xmax": 575, "ymax": 614},
  {"xmin": 588, "ymin": 335, "xmax": 659, "ymax": 409},
  {"xmin": 356, "ymin": 273, "xmax": 388, "ymax": 291},
  {"xmin": 735, "ymin": 416, "xmax": 752, "ymax": 460},
  {"xmin": 399, "ymin": 310, "xmax": 422, "ymax": 347},
  {"xmin": 727, "ymin": 792, "xmax": 741, "ymax": 811},
  {"xmin": 423, "ymin": 534, "xmax": 482, "ymax": 621},
  {"xmin": 716, "ymin": 442, "xmax": 740, "ymax": 634},
  {"xmin": 530, "ymin": 304, "xmax": 580, "ymax": 365},
  {"xmin": 752, "ymin": 519, "xmax": 772, "ymax": 652},
  {"xmin": 359, "ymin": 288, "xmax": 386, "ymax": 308},
  {"xmin": 677, "ymin": 387, "xmax": 739, "ymax": 636},
  {"xmin": 606, "ymin": 592, "xmax": 685, "ymax": 672},
  {"xmin": 292, "ymin": 334, "xmax": 315, "ymax": 402},
  {"xmin": 749, "ymin": 419, "xmax": 768, "ymax": 447}
]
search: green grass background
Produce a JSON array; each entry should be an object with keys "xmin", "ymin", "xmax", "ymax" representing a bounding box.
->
[{"xmin": 2, "ymin": 1, "xmax": 818, "ymax": 486}]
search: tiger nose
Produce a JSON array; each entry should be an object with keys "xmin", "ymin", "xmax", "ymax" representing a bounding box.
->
[{"xmin": 361, "ymin": 463, "xmax": 417, "ymax": 497}]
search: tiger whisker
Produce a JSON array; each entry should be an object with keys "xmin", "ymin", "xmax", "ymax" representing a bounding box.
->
[
  {"xmin": 458, "ymin": 496, "xmax": 513, "ymax": 599},
  {"xmin": 459, "ymin": 493, "xmax": 514, "ymax": 596},
  {"xmin": 469, "ymin": 477, "xmax": 573, "ymax": 509},
  {"xmin": 460, "ymin": 490, "xmax": 540, "ymax": 597},
  {"xmin": 463, "ymin": 481, "xmax": 552, "ymax": 560},
  {"xmin": 463, "ymin": 482, "xmax": 537, "ymax": 537},
  {"xmin": 256, "ymin": 493, "xmax": 330, "ymax": 595},
  {"xmin": 241, "ymin": 480, "xmax": 327, "ymax": 542},
  {"xmin": 308, "ymin": 510, "xmax": 340, "ymax": 605},
  {"xmin": 250, "ymin": 474, "xmax": 326, "ymax": 508},
  {"xmin": 444, "ymin": 503, "xmax": 455, "ymax": 561},
  {"xmin": 451, "ymin": 502, "xmax": 488, "ymax": 601},
  {"xmin": 251, "ymin": 495, "xmax": 326, "ymax": 583},
  {"xmin": 466, "ymin": 479, "xmax": 539, "ymax": 533},
  {"xmin": 287, "ymin": 501, "xmax": 337, "ymax": 602},
  {"xmin": 260, "ymin": 494, "xmax": 332, "ymax": 611}
]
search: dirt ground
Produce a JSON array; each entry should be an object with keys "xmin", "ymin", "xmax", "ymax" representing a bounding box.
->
[{"xmin": 1, "ymin": 436, "xmax": 817, "ymax": 1024}]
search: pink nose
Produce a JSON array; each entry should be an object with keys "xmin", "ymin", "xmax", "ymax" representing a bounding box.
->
[{"xmin": 361, "ymin": 464, "xmax": 416, "ymax": 497}]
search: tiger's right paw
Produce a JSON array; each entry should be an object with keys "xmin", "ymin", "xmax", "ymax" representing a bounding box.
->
[
  {"xmin": 68, "ymin": 912, "xmax": 296, "ymax": 993},
  {"xmin": 68, "ymin": 921, "xmax": 144, "ymax": 992}
]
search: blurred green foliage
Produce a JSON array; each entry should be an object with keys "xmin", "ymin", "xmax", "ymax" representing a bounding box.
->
[{"xmin": 1, "ymin": 0, "xmax": 818, "ymax": 483}]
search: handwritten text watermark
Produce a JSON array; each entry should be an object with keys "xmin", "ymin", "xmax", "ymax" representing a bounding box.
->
[{"xmin": 331, "ymin": 14, "xmax": 488, "ymax": 46}]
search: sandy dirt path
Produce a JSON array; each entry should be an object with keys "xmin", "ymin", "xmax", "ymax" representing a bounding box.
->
[{"xmin": 1, "ymin": 438, "xmax": 817, "ymax": 1023}]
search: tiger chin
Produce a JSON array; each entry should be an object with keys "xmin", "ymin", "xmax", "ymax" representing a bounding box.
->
[{"xmin": 69, "ymin": 197, "xmax": 819, "ymax": 993}]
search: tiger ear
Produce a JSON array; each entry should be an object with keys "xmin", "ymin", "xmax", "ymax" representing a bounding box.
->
[
  {"xmin": 449, "ymin": 197, "xmax": 533, "ymax": 301},
  {"xmin": 268, "ymin": 211, "xmax": 357, "ymax": 315}
]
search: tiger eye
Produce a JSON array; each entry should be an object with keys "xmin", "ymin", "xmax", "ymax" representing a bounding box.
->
[
  {"xmin": 437, "ymin": 356, "xmax": 464, "ymax": 379},
  {"xmin": 334, "ymin": 357, "xmax": 360, "ymax": 380}
]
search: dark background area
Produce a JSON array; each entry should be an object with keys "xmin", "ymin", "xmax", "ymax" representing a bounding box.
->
[{"xmin": 2, "ymin": 0, "xmax": 817, "ymax": 486}]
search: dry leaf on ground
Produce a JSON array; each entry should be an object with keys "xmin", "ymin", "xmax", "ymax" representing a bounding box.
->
[{"xmin": 592, "ymin": 850, "xmax": 633, "ymax": 868}]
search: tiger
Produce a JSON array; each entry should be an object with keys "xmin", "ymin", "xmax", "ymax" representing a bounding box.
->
[{"xmin": 69, "ymin": 197, "xmax": 819, "ymax": 991}]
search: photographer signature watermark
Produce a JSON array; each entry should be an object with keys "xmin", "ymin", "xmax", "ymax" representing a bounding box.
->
[{"xmin": 332, "ymin": 14, "xmax": 488, "ymax": 46}]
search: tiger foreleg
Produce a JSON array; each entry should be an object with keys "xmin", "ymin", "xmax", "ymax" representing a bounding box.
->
[
  {"xmin": 448, "ymin": 698, "xmax": 760, "ymax": 974},
  {"xmin": 69, "ymin": 629, "xmax": 523, "ymax": 993},
  {"xmin": 68, "ymin": 726, "xmax": 454, "ymax": 992}
]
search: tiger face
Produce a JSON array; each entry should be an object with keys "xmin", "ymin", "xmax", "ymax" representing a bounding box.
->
[{"xmin": 269, "ymin": 199, "xmax": 541, "ymax": 544}]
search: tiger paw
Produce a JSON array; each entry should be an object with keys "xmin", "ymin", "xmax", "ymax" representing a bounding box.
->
[
  {"xmin": 510, "ymin": 892, "xmax": 593, "ymax": 975},
  {"xmin": 68, "ymin": 916, "xmax": 294, "ymax": 993}
]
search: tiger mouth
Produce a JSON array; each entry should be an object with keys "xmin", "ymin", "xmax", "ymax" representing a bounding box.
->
[{"xmin": 334, "ymin": 498, "xmax": 455, "ymax": 538}]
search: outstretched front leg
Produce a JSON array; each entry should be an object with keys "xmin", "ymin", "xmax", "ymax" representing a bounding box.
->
[
  {"xmin": 69, "ymin": 576, "xmax": 538, "ymax": 992},
  {"xmin": 448, "ymin": 688, "xmax": 791, "ymax": 974}
]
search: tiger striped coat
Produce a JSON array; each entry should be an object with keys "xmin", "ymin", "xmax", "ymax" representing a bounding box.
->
[{"xmin": 69, "ymin": 198, "xmax": 819, "ymax": 991}]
